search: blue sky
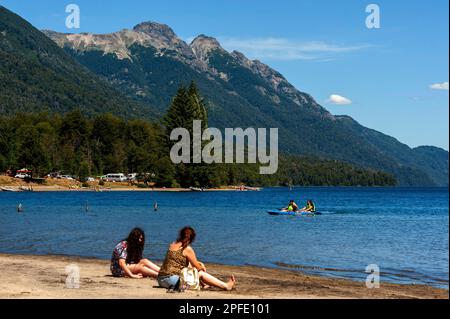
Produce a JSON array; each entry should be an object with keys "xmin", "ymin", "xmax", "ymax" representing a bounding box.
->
[{"xmin": 2, "ymin": 0, "xmax": 449, "ymax": 150}]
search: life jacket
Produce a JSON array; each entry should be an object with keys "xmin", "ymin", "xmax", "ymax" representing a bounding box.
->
[
  {"xmin": 287, "ymin": 205, "xmax": 294, "ymax": 211},
  {"xmin": 306, "ymin": 202, "xmax": 316, "ymax": 212}
]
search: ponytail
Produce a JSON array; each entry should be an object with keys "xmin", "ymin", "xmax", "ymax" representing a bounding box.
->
[{"xmin": 177, "ymin": 226, "xmax": 196, "ymax": 248}]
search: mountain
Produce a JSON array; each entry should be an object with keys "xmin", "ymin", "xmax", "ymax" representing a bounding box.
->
[
  {"xmin": 41, "ymin": 21, "xmax": 448, "ymax": 186},
  {"xmin": 0, "ymin": 6, "xmax": 155, "ymax": 119},
  {"xmin": 411, "ymin": 146, "xmax": 449, "ymax": 186},
  {"xmin": 0, "ymin": 6, "xmax": 446, "ymax": 186}
]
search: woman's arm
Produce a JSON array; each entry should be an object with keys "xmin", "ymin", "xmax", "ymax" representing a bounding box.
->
[
  {"xmin": 119, "ymin": 259, "xmax": 142, "ymax": 279},
  {"xmin": 184, "ymin": 247, "xmax": 207, "ymax": 272},
  {"xmin": 188, "ymin": 261, "xmax": 206, "ymax": 271}
]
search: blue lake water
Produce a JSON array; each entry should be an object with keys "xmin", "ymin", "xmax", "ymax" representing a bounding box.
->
[{"xmin": 0, "ymin": 187, "xmax": 448, "ymax": 288}]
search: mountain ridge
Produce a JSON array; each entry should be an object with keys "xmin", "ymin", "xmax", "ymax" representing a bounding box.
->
[
  {"xmin": 39, "ymin": 20, "xmax": 450, "ymax": 186},
  {"xmin": 43, "ymin": 22, "xmax": 326, "ymax": 114},
  {"xmin": 0, "ymin": 7, "xmax": 447, "ymax": 186},
  {"xmin": 0, "ymin": 6, "xmax": 155, "ymax": 119}
]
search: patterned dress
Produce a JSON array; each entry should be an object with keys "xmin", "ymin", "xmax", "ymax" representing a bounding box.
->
[
  {"xmin": 110, "ymin": 240, "xmax": 128, "ymax": 277},
  {"xmin": 158, "ymin": 247, "xmax": 189, "ymax": 277}
]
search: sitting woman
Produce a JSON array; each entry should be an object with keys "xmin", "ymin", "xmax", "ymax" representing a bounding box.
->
[
  {"xmin": 110, "ymin": 227, "xmax": 160, "ymax": 279},
  {"xmin": 302, "ymin": 199, "xmax": 316, "ymax": 212},
  {"xmin": 157, "ymin": 226, "xmax": 236, "ymax": 291}
]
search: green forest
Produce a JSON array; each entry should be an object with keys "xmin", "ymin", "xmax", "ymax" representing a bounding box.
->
[{"xmin": 0, "ymin": 83, "xmax": 396, "ymax": 187}]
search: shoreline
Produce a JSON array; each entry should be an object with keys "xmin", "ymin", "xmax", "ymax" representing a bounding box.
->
[
  {"xmin": 4, "ymin": 185, "xmax": 446, "ymax": 193},
  {"xmin": 0, "ymin": 186, "xmax": 254, "ymax": 192},
  {"xmin": 0, "ymin": 253, "xmax": 447, "ymax": 299},
  {"xmin": 1, "ymin": 184, "xmax": 447, "ymax": 193},
  {"xmin": 0, "ymin": 175, "xmax": 262, "ymax": 192}
]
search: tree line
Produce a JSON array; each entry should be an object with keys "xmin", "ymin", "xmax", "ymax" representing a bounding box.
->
[{"xmin": 0, "ymin": 82, "xmax": 396, "ymax": 187}]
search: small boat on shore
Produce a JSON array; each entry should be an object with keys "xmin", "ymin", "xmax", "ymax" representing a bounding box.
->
[
  {"xmin": 19, "ymin": 186, "xmax": 33, "ymax": 192},
  {"xmin": 237, "ymin": 185, "xmax": 262, "ymax": 191},
  {"xmin": 1, "ymin": 186, "xmax": 19, "ymax": 192}
]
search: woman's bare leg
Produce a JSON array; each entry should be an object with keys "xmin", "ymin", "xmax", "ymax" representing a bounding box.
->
[
  {"xmin": 140, "ymin": 258, "xmax": 160, "ymax": 272},
  {"xmin": 127, "ymin": 263, "xmax": 159, "ymax": 278},
  {"xmin": 199, "ymin": 271, "xmax": 236, "ymax": 291}
]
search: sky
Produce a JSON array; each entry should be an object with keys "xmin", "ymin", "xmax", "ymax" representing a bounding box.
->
[{"xmin": 1, "ymin": 0, "xmax": 449, "ymax": 150}]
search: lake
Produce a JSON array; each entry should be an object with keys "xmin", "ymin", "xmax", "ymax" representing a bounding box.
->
[{"xmin": 0, "ymin": 187, "xmax": 448, "ymax": 288}]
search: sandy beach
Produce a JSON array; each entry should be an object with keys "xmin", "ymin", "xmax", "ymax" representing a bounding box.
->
[
  {"xmin": 0, "ymin": 175, "xmax": 257, "ymax": 192},
  {"xmin": 0, "ymin": 254, "xmax": 447, "ymax": 299}
]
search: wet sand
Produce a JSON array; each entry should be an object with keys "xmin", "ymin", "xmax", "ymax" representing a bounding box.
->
[{"xmin": 0, "ymin": 254, "xmax": 447, "ymax": 299}]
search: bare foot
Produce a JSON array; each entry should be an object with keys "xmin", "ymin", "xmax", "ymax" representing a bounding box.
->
[{"xmin": 225, "ymin": 274, "xmax": 236, "ymax": 291}]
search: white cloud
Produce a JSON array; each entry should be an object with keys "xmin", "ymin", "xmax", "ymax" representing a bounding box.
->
[
  {"xmin": 429, "ymin": 82, "xmax": 449, "ymax": 90},
  {"xmin": 327, "ymin": 94, "xmax": 352, "ymax": 105},
  {"xmin": 218, "ymin": 37, "xmax": 372, "ymax": 61}
]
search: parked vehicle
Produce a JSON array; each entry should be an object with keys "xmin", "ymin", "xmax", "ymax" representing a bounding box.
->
[
  {"xmin": 59, "ymin": 175, "xmax": 74, "ymax": 180},
  {"xmin": 47, "ymin": 172, "xmax": 62, "ymax": 179},
  {"xmin": 127, "ymin": 173, "xmax": 137, "ymax": 181},
  {"xmin": 15, "ymin": 168, "xmax": 32, "ymax": 179},
  {"xmin": 102, "ymin": 173, "xmax": 127, "ymax": 182},
  {"xmin": 15, "ymin": 172, "xmax": 30, "ymax": 179},
  {"xmin": 79, "ymin": 176, "xmax": 95, "ymax": 183}
]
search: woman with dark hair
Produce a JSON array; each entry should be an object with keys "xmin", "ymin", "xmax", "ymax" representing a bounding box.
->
[
  {"xmin": 301, "ymin": 199, "xmax": 316, "ymax": 212},
  {"xmin": 157, "ymin": 226, "xmax": 236, "ymax": 291},
  {"xmin": 110, "ymin": 227, "xmax": 160, "ymax": 279}
]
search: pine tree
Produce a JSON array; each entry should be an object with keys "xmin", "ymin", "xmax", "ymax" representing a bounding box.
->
[
  {"xmin": 163, "ymin": 86, "xmax": 191, "ymax": 135},
  {"xmin": 162, "ymin": 82, "xmax": 213, "ymax": 187},
  {"xmin": 187, "ymin": 81, "xmax": 208, "ymax": 130}
]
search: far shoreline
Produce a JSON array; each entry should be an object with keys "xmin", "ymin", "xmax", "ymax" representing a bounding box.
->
[
  {"xmin": 1, "ymin": 186, "xmax": 258, "ymax": 192},
  {"xmin": 1, "ymin": 185, "xmax": 447, "ymax": 193},
  {"xmin": 2, "ymin": 176, "xmax": 447, "ymax": 193}
]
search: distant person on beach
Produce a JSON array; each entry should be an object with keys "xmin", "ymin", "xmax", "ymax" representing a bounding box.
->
[
  {"xmin": 110, "ymin": 227, "xmax": 160, "ymax": 279},
  {"xmin": 301, "ymin": 200, "xmax": 316, "ymax": 212},
  {"xmin": 284, "ymin": 200, "xmax": 299, "ymax": 212},
  {"xmin": 157, "ymin": 226, "xmax": 236, "ymax": 291}
]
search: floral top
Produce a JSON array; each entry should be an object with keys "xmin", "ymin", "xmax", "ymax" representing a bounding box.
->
[{"xmin": 110, "ymin": 240, "xmax": 128, "ymax": 277}]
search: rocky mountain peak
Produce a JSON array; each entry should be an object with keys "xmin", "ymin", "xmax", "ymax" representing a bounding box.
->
[
  {"xmin": 132, "ymin": 21, "xmax": 193, "ymax": 58},
  {"xmin": 133, "ymin": 21, "xmax": 176, "ymax": 39},
  {"xmin": 44, "ymin": 21, "xmax": 196, "ymax": 61},
  {"xmin": 190, "ymin": 34, "xmax": 224, "ymax": 60}
]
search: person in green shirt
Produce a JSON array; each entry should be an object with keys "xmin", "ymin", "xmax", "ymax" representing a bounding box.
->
[{"xmin": 284, "ymin": 200, "xmax": 299, "ymax": 212}]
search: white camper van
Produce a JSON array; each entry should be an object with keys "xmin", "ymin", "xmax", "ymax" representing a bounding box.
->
[{"xmin": 103, "ymin": 173, "xmax": 127, "ymax": 182}]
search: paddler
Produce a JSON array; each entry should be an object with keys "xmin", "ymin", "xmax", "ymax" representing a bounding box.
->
[
  {"xmin": 301, "ymin": 199, "xmax": 316, "ymax": 212},
  {"xmin": 285, "ymin": 199, "xmax": 299, "ymax": 212}
]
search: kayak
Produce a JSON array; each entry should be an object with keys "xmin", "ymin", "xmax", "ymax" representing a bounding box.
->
[{"xmin": 267, "ymin": 210, "xmax": 322, "ymax": 216}]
